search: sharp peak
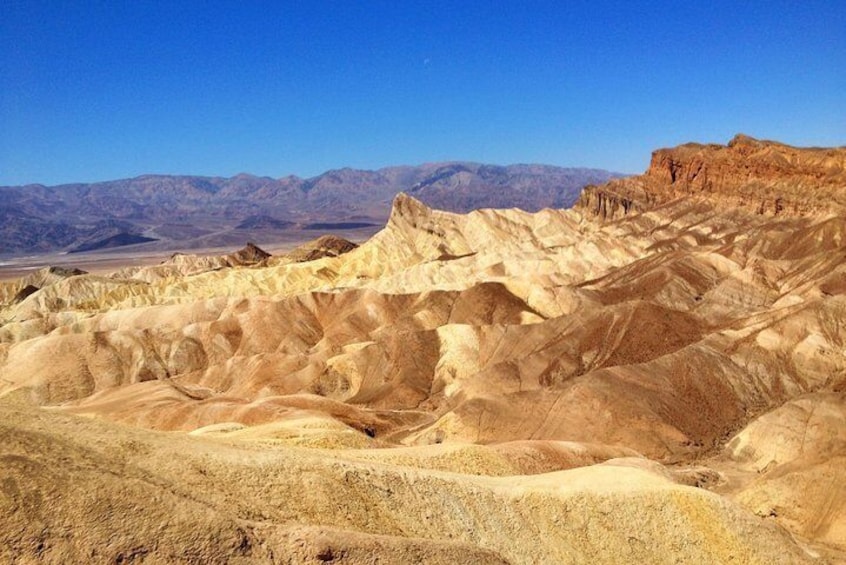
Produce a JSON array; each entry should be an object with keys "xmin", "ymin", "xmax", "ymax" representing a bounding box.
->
[
  {"xmin": 389, "ymin": 192, "xmax": 434, "ymax": 222},
  {"xmin": 392, "ymin": 191, "xmax": 429, "ymax": 207}
]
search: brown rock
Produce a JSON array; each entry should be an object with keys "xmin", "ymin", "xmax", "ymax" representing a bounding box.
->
[{"xmin": 579, "ymin": 134, "xmax": 846, "ymax": 219}]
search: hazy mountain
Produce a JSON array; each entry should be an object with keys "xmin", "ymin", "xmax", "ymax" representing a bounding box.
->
[{"xmin": 0, "ymin": 163, "xmax": 621, "ymax": 255}]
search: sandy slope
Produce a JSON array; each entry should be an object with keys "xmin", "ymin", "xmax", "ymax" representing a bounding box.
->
[{"xmin": 1, "ymin": 395, "xmax": 815, "ymax": 564}]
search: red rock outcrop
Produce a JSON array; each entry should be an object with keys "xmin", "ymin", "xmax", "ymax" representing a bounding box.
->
[{"xmin": 579, "ymin": 134, "xmax": 846, "ymax": 219}]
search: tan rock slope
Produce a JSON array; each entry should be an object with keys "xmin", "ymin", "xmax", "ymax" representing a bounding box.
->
[
  {"xmin": 2, "ymin": 135, "xmax": 845, "ymax": 563},
  {"xmin": 0, "ymin": 265, "xmax": 87, "ymax": 307}
]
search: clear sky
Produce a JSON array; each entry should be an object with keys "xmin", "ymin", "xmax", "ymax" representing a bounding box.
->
[{"xmin": 1, "ymin": 1, "xmax": 844, "ymax": 186}]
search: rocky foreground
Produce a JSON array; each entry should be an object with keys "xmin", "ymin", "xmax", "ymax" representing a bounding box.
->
[{"xmin": 2, "ymin": 135, "xmax": 846, "ymax": 563}]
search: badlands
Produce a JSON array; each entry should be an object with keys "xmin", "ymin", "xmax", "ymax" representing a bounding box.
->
[{"xmin": 2, "ymin": 134, "xmax": 846, "ymax": 563}]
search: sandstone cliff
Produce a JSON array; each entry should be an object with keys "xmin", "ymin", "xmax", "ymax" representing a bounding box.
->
[{"xmin": 579, "ymin": 134, "xmax": 846, "ymax": 219}]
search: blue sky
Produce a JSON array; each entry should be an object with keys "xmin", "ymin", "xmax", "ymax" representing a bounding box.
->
[{"xmin": 1, "ymin": 1, "xmax": 844, "ymax": 185}]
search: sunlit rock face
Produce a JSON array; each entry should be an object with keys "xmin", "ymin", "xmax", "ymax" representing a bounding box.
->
[
  {"xmin": 579, "ymin": 133, "xmax": 846, "ymax": 219},
  {"xmin": 2, "ymin": 135, "xmax": 845, "ymax": 563}
]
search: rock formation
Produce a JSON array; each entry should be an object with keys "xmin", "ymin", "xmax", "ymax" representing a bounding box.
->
[
  {"xmin": 2, "ymin": 135, "xmax": 845, "ymax": 563},
  {"xmin": 579, "ymin": 134, "xmax": 846, "ymax": 219}
]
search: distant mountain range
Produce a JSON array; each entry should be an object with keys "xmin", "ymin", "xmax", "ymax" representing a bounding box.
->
[{"xmin": 0, "ymin": 163, "xmax": 622, "ymax": 255}]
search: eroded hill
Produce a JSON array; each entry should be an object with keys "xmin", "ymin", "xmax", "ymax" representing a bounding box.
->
[{"xmin": 2, "ymin": 135, "xmax": 845, "ymax": 563}]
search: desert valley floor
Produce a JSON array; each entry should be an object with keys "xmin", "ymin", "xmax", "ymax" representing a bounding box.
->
[{"xmin": 2, "ymin": 135, "xmax": 846, "ymax": 563}]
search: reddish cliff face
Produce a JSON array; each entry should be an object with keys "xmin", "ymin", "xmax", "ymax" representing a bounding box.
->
[{"xmin": 579, "ymin": 134, "xmax": 846, "ymax": 219}]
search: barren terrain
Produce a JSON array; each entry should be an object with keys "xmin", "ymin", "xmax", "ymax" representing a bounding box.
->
[
  {"xmin": 0, "ymin": 164, "xmax": 618, "ymax": 256},
  {"xmin": 2, "ymin": 135, "xmax": 846, "ymax": 563}
]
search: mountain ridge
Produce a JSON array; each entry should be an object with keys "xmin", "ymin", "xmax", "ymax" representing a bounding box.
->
[{"xmin": 0, "ymin": 162, "xmax": 621, "ymax": 256}]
